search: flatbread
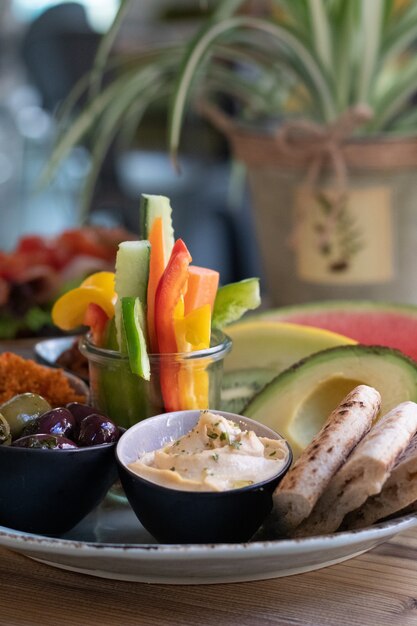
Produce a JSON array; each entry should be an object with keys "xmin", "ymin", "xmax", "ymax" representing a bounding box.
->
[
  {"xmin": 343, "ymin": 433, "xmax": 417, "ymax": 529},
  {"xmin": 296, "ymin": 401, "xmax": 417, "ymax": 537},
  {"xmin": 267, "ymin": 385, "xmax": 380, "ymax": 535}
]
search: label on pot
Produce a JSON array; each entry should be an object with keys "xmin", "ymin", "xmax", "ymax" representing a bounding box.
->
[{"xmin": 293, "ymin": 186, "xmax": 394, "ymax": 285}]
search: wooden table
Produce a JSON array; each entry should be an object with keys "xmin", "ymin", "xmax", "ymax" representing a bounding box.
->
[{"xmin": 1, "ymin": 339, "xmax": 417, "ymax": 626}]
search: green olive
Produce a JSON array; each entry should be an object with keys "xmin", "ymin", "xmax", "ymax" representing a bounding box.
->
[
  {"xmin": 0, "ymin": 413, "xmax": 11, "ymax": 445},
  {"xmin": 0, "ymin": 393, "xmax": 51, "ymax": 439}
]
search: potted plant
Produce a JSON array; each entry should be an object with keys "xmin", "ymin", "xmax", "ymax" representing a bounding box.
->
[{"xmin": 45, "ymin": 0, "xmax": 417, "ymax": 304}]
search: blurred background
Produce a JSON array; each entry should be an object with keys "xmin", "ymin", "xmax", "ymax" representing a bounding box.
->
[
  {"xmin": 0, "ymin": 0, "xmax": 259, "ymax": 282},
  {"xmin": 2, "ymin": 0, "xmax": 417, "ymax": 338}
]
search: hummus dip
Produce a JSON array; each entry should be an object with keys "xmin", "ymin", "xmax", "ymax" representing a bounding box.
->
[{"xmin": 128, "ymin": 411, "xmax": 289, "ymax": 492}]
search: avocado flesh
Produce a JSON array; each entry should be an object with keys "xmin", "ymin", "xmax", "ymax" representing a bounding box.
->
[
  {"xmin": 245, "ymin": 345, "xmax": 417, "ymax": 459},
  {"xmin": 289, "ymin": 376, "xmax": 363, "ymax": 449},
  {"xmin": 222, "ymin": 322, "xmax": 354, "ymax": 415}
]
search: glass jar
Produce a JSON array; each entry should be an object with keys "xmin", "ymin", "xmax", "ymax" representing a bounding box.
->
[{"xmin": 79, "ymin": 330, "xmax": 232, "ymax": 429}]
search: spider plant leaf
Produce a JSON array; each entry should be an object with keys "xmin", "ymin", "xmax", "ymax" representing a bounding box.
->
[
  {"xmin": 357, "ymin": 0, "xmax": 384, "ymax": 103},
  {"xmin": 332, "ymin": 0, "xmax": 360, "ymax": 112},
  {"xmin": 212, "ymin": 42, "xmax": 311, "ymax": 116},
  {"xmin": 370, "ymin": 55, "xmax": 417, "ymax": 130},
  {"xmin": 214, "ymin": 41, "xmax": 284, "ymax": 73},
  {"xmin": 381, "ymin": 2, "xmax": 417, "ymax": 66},
  {"xmin": 307, "ymin": 0, "xmax": 333, "ymax": 73},
  {"xmin": 54, "ymin": 49, "xmax": 178, "ymax": 144},
  {"xmin": 272, "ymin": 0, "xmax": 312, "ymax": 43},
  {"xmin": 206, "ymin": 65, "xmax": 284, "ymax": 110},
  {"xmin": 88, "ymin": 0, "xmax": 133, "ymax": 100},
  {"xmin": 211, "ymin": 0, "xmax": 246, "ymax": 20},
  {"xmin": 80, "ymin": 78, "xmax": 173, "ymax": 218},
  {"xmin": 382, "ymin": 0, "xmax": 395, "ymax": 28},
  {"xmin": 214, "ymin": 40, "xmax": 306, "ymax": 98},
  {"xmin": 41, "ymin": 81, "xmax": 124, "ymax": 187},
  {"xmin": 85, "ymin": 77, "xmax": 166, "ymax": 202},
  {"xmin": 388, "ymin": 106, "xmax": 417, "ymax": 134},
  {"xmin": 41, "ymin": 62, "xmax": 167, "ymax": 186},
  {"xmin": 168, "ymin": 14, "xmax": 335, "ymax": 164},
  {"xmin": 57, "ymin": 47, "xmax": 175, "ymax": 124},
  {"xmin": 55, "ymin": 72, "xmax": 92, "ymax": 126}
]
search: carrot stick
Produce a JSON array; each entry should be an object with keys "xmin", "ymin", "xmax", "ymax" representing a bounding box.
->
[
  {"xmin": 184, "ymin": 266, "xmax": 219, "ymax": 315},
  {"xmin": 147, "ymin": 217, "xmax": 165, "ymax": 353}
]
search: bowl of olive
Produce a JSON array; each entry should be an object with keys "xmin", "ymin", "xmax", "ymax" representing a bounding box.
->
[{"xmin": 0, "ymin": 394, "xmax": 122, "ymax": 535}]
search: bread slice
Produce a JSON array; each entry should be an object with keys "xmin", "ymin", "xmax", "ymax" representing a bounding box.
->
[
  {"xmin": 343, "ymin": 433, "xmax": 417, "ymax": 529},
  {"xmin": 296, "ymin": 401, "xmax": 417, "ymax": 537},
  {"xmin": 268, "ymin": 385, "xmax": 381, "ymax": 535}
]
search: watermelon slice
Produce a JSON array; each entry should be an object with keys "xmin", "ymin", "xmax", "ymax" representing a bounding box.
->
[{"xmin": 251, "ymin": 300, "xmax": 417, "ymax": 362}]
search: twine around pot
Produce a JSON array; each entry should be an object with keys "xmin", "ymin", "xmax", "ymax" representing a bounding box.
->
[{"xmin": 198, "ymin": 100, "xmax": 417, "ymax": 172}]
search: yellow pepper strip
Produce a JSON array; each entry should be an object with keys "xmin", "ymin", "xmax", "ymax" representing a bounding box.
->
[
  {"xmin": 178, "ymin": 363, "xmax": 209, "ymax": 409},
  {"xmin": 174, "ymin": 304, "xmax": 211, "ymax": 409},
  {"xmin": 81, "ymin": 271, "xmax": 115, "ymax": 292},
  {"xmin": 174, "ymin": 304, "xmax": 211, "ymax": 352},
  {"xmin": 52, "ymin": 272, "xmax": 116, "ymax": 331}
]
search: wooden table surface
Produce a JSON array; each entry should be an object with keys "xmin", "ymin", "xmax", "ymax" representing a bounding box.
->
[{"xmin": 1, "ymin": 339, "xmax": 417, "ymax": 626}]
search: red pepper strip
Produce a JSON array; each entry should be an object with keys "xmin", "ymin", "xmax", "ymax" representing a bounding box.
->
[
  {"xmin": 155, "ymin": 239, "xmax": 192, "ymax": 411},
  {"xmin": 83, "ymin": 302, "xmax": 109, "ymax": 347},
  {"xmin": 155, "ymin": 239, "xmax": 192, "ymax": 353}
]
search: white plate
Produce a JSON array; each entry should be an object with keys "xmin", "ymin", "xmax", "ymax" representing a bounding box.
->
[{"xmin": 0, "ymin": 493, "xmax": 416, "ymax": 584}]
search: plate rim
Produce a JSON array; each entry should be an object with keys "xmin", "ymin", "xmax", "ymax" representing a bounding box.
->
[{"xmin": 0, "ymin": 511, "xmax": 416, "ymax": 558}]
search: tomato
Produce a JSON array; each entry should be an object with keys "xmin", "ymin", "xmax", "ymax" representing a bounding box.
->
[
  {"xmin": 0, "ymin": 253, "xmax": 28, "ymax": 281},
  {"xmin": 56, "ymin": 230, "xmax": 113, "ymax": 263}
]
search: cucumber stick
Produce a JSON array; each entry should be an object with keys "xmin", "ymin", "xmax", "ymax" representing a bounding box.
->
[
  {"xmin": 140, "ymin": 194, "xmax": 175, "ymax": 263},
  {"xmin": 114, "ymin": 240, "xmax": 150, "ymax": 348},
  {"xmin": 121, "ymin": 297, "xmax": 150, "ymax": 380}
]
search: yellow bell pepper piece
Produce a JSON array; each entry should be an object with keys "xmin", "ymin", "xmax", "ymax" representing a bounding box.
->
[
  {"xmin": 81, "ymin": 271, "xmax": 115, "ymax": 292},
  {"xmin": 178, "ymin": 363, "xmax": 209, "ymax": 409},
  {"xmin": 173, "ymin": 297, "xmax": 184, "ymax": 323},
  {"xmin": 52, "ymin": 271, "xmax": 116, "ymax": 331},
  {"xmin": 174, "ymin": 304, "xmax": 211, "ymax": 352},
  {"xmin": 174, "ymin": 304, "xmax": 211, "ymax": 409}
]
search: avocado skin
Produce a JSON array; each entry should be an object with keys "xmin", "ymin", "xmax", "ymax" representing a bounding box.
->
[
  {"xmin": 244, "ymin": 344, "xmax": 417, "ymax": 414},
  {"xmin": 221, "ymin": 368, "xmax": 276, "ymax": 414}
]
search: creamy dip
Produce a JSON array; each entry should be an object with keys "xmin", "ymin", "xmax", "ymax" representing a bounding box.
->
[{"xmin": 128, "ymin": 411, "xmax": 289, "ymax": 492}]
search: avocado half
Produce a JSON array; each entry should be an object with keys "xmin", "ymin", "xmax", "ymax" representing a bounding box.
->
[
  {"xmin": 244, "ymin": 345, "xmax": 417, "ymax": 459},
  {"xmin": 221, "ymin": 321, "xmax": 354, "ymax": 414}
]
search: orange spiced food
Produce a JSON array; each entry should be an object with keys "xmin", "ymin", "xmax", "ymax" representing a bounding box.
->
[{"xmin": 0, "ymin": 352, "xmax": 86, "ymax": 406}]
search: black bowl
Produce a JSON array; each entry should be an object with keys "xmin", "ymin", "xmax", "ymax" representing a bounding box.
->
[
  {"xmin": 116, "ymin": 410, "xmax": 292, "ymax": 544},
  {"xmin": 0, "ymin": 441, "xmax": 118, "ymax": 535}
]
